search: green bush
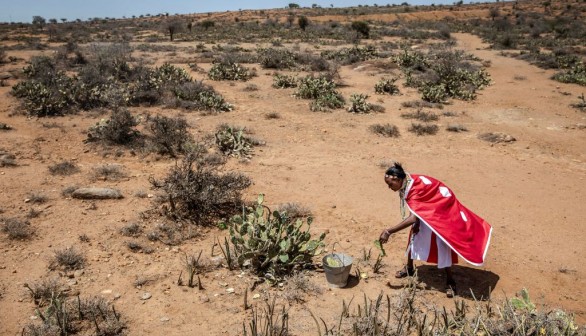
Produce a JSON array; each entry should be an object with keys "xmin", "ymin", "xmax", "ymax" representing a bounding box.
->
[
  {"xmin": 321, "ymin": 45, "xmax": 378, "ymax": 65},
  {"xmin": 272, "ymin": 73, "xmax": 298, "ymax": 88},
  {"xmin": 258, "ymin": 48, "xmax": 296, "ymax": 69},
  {"xmin": 12, "ymin": 70, "xmax": 75, "ymax": 116},
  {"xmin": 226, "ymin": 194, "xmax": 326, "ymax": 281},
  {"xmin": 172, "ymin": 81, "xmax": 233, "ymax": 112},
  {"xmin": 552, "ymin": 63, "xmax": 586, "ymax": 86},
  {"xmin": 348, "ymin": 93, "xmax": 372, "ymax": 113},
  {"xmin": 215, "ymin": 125, "xmax": 254, "ymax": 158},
  {"xmin": 208, "ymin": 60, "xmax": 253, "ymax": 81},
  {"xmin": 296, "ymin": 75, "xmax": 344, "ymax": 112},
  {"xmin": 351, "ymin": 21, "xmax": 370, "ymax": 38},
  {"xmin": 87, "ymin": 108, "xmax": 140, "ymax": 145},
  {"xmin": 375, "ymin": 77, "xmax": 400, "ymax": 95}
]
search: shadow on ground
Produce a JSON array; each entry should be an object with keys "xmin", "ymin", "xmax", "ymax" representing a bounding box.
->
[{"xmin": 414, "ymin": 265, "xmax": 500, "ymax": 300}]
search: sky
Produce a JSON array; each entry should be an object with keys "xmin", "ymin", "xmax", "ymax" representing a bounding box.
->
[{"xmin": 0, "ymin": 0, "xmax": 498, "ymax": 24}]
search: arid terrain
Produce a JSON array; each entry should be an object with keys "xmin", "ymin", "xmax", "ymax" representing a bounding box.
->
[{"xmin": 1, "ymin": 1, "xmax": 585, "ymax": 335}]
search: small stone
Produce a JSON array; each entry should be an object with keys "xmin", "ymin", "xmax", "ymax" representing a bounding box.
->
[
  {"xmin": 199, "ymin": 295, "xmax": 210, "ymax": 303},
  {"xmin": 141, "ymin": 292, "xmax": 152, "ymax": 300},
  {"xmin": 226, "ymin": 288, "xmax": 235, "ymax": 294},
  {"xmin": 252, "ymin": 294, "xmax": 261, "ymax": 300},
  {"xmin": 24, "ymin": 199, "xmax": 30, "ymax": 203},
  {"xmin": 101, "ymin": 289, "xmax": 113, "ymax": 294},
  {"xmin": 74, "ymin": 270, "xmax": 84, "ymax": 278},
  {"xmin": 114, "ymin": 293, "xmax": 121, "ymax": 300},
  {"xmin": 160, "ymin": 317, "xmax": 170, "ymax": 322}
]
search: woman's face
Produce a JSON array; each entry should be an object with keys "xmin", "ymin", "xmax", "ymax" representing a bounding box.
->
[{"xmin": 385, "ymin": 175, "xmax": 403, "ymax": 192}]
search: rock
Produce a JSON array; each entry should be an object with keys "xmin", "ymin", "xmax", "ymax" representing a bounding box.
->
[
  {"xmin": 72, "ymin": 188, "xmax": 123, "ymax": 200},
  {"xmin": 101, "ymin": 289, "xmax": 113, "ymax": 294},
  {"xmin": 74, "ymin": 270, "xmax": 84, "ymax": 278},
  {"xmin": 226, "ymin": 288, "xmax": 235, "ymax": 294},
  {"xmin": 0, "ymin": 73, "xmax": 11, "ymax": 80},
  {"xmin": 141, "ymin": 292, "xmax": 152, "ymax": 300},
  {"xmin": 160, "ymin": 317, "xmax": 170, "ymax": 322}
]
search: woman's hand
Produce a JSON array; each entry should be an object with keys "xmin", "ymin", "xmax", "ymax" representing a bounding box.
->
[{"xmin": 379, "ymin": 229, "xmax": 391, "ymax": 244}]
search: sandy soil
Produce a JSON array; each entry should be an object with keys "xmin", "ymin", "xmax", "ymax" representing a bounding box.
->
[{"xmin": 0, "ymin": 19, "xmax": 585, "ymax": 336}]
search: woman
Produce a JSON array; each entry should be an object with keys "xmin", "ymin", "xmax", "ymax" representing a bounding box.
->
[{"xmin": 379, "ymin": 163, "xmax": 492, "ymax": 297}]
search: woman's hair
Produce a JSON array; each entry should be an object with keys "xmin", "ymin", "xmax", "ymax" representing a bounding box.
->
[{"xmin": 385, "ymin": 162, "xmax": 406, "ymax": 179}]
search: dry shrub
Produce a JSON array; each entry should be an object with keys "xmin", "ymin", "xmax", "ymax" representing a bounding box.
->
[
  {"xmin": 446, "ymin": 124, "xmax": 468, "ymax": 132},
  {"xmin": 92, "ymin": 163, "xmax": 127, "ymax": 181},
  {"xmin": 0, "ymin": 150, "xmax": 17, "ymax": 167},
  {"xmin": 277, "ymin": 202, "xmax": 313, "ymax": 222},
  {"xmin": 146, "ymin": 114, "xmax": 192, "ymax": 157},
  {"xmin": 478, "ymin": 132, "xmax": 516, "ymax": 143},
  {"xmin": 48, "ymin": 160, "xmax": 79, "ymax": 176},
  {"xmin": 283, "ymin": 272, "xmax": 322, "ymax": 304},
  {"xmin": 23, "ymin": 278, "xmax": 64, "ymax": 306},
  {"xmin": 1, "ymin": 217, "xmax": 34, "ymax": 240},
  {"xmin": 409, "ymin": 123, "xmax": 439, "ymax": 136},
  {"xmin": 119, "ymin": 223, "xmax": 142, "ymax": 237},
  {"xmin": 401, "ymin": 110, "xmax": 439, "ymax": 122},
  {"xmin": 150, "ymin": 146, "xmax": 251, "ymax": 225},
  {"xmin": 27, "ymin": 192, "xmax": 48, "ymax": 204},
  {"xmin": 369, "ymin": 123, "xmax": 400, "ymax": 137},
  {"xmin": 49, "ymin": 247, "xmax": 86, "ymax": 271}
]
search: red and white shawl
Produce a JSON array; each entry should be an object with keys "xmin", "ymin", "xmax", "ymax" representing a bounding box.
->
[{"xmin": 404, "ymin": 174, "xmax": 492, "ymax": 267}]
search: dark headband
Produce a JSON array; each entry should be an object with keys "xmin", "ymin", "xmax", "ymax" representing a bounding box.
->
[{"xmin": 385, "ymin": 162, "xmax": 406, "ymax": 179}]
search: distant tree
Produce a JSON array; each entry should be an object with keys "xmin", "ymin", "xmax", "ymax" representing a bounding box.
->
[
  {"xmin": 60, "ymin": 18, "xmax": 67, "ymax": 23},
  {"xmin": 401, "ymin": 2, "xmax": 410, "ymax": 5},
  {"xmin": 187, "ymin": 22, "xmax": 193, "ymax": 32},
  {"xmin": 288, "ymin": 3, "xmax": 300, "ymax": 8},
  {"xmin": 312, "ymin": 3, "xmax": 318, "ymax": 8},
  {"xmin": 489, "ymin": 6, "xmax": 500, "ymax": 20},
  {"xmin": 32, "ymin": 16, "xmax": 46, "ymax": 28},
  {"xmin": 298, "ymin": 16, "xmax": 309, "ymax": 30},
  {"xmin": 165, "ymin": 19, "xmax": 183, "ymax": 41},
  {"xmin": 351, "ymin": 21, "xmax": 370, "ymax": 38},
  {"xmin": 287, "ymin": 15, "xmax": 295, "ymax": 27},
  {"xmin": 201, "ymin": 20, "xmax": 215, "ymax": 30},
  {"xmin": 49, "ymin": 18, "xmax": 57, "ymax": 24}
]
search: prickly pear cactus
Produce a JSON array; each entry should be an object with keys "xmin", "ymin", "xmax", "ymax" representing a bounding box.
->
[{"xmin": 227, "ymin": 194, "xmax": 326, "ymax": 281}]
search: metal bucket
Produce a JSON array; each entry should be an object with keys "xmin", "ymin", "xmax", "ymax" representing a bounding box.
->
[{"xmin": 322, "ymin": 253, "xmax": 353, "ymax": 288}]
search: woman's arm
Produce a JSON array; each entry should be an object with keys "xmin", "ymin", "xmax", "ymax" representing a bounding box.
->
[{"xmin": 379, "ymin": 213, "xmax": 417, "ymax": 244}]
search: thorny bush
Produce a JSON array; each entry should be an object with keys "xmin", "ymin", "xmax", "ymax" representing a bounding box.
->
[{"xmin": 150, "ymin": 146, "xmax": 251, "ymax": 225}]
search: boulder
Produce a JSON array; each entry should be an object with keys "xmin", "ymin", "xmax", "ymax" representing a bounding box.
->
[{"xmin": 72, "ymin": 188, "xmax": 123, "ymax": 199}]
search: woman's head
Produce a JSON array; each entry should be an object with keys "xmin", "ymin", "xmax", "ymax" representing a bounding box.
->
[{"xmin": 384, "ymin": 162, "xmax": 406, "ymax": 191}]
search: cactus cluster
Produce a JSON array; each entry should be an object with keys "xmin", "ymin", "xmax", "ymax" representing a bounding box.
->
[
  {"xmin": 272, "ymin": 73, "xmax": 298, "ymax": 88},
  {"xmin": 12, "ymin": 54, "xmax": 232, "ymax": 116},
  {"xmin": 227, "ymin": 194, "xmax": 326, "ymax": 281},
  {"xmin": 374, "ymin": 77, "xmax": 400, "ymax": 95},
  {"xmin": 321, "ymin": 45, "xmax": 378, "ymax": 65},
  {"xmin": 295, "ymin": 75, "xmax": 345, "ymax": 112},
  {"xmin": 208, "ymin": 60, "xmax": 253, "ymax": 81},
  {"xmin": 215, "ymin": 125, "xmax": 254, "ymax": 157},
  {"xmin": 348, "ymin": 93, "xmax": 372, "ymax": 113},
  {"xmin": 394, "ymin": 49, "xmax": 491, "ymax": 103}
]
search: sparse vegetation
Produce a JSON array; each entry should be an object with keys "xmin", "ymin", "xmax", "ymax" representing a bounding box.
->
[
  {"xmin": 409, "ymin": 123, "xmax": 439, "ymax": 135},
  {"xmin": 48, "ymin": 160, "xmax": 80, "ymax": 176},
  {"xmin": 92, "ymin": 163, "xmax": 127, "ymax": 180},
  {"xmin": 215, "ymin": 124, "xmax": 257, "ymax": 158},
  {"xmin": 369, "ymin": 124, "xmax": 400, "ymax": 138},
  {"xmin": 1, "ymin": 217, "xmax": 34, "ymax": 240},
  {"xmin": 446, "ymin": 124, "xmax": 468, "ymax": 132},
  {"xmin": 49, "ymin": 247, "xmax": 86, "ymax": 270},
  {"xmin": 375, "ymin": 77, "xmax": 400, "ymax": 95},
  {"xmin": 401, "ymin": 110, "xmax": 439, "ymax": 122}
]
